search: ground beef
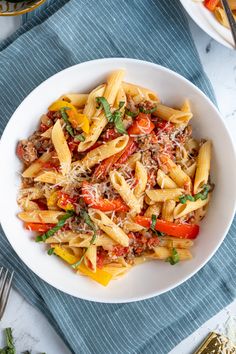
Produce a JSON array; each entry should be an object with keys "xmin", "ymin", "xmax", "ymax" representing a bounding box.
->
[
  {"xmin": 16, "ymin": 140, "xmax": 38, "ymax": 165},
  {"xmin": 28, "ymin": 131, "xmax": 53, "ymax": 155}
]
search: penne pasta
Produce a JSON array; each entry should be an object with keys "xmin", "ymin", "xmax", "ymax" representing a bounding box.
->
[
  {"xmin": 78, "ymin": 70, "xmax": 125, "ymax": 152},
  {"xmin": 160, "ymin": 155, "xmax": 192, "ymax": 192},
  {"xmin": 183, "ymin": 162, "xmax": 197, "ymax": 179},
  {"xmin": 45, "ymin": 231, "xmax": 81, "ymax": 244},
  {"xmin": 51, "ymin": 120, "xmax": 71, "ymax": 175},
  {"xmin": 161, "ymin": 200, "xmax": 176, "ymax": 222},
  {"xmin": 74, "ymin": 135, "xmax": 129, "ymax": 170},
  {"xmin": 134, "ymin": 161, "xmax": 147, "ymax": 199},
  {"xmin": 22, "ymin": 151, "xmax": 53, "ymax": 178},
  {"xmin": 151, "ymin": 246, "xmax": 192, "ymax": 261},
  {"xmin": 89, "ymin": 209, "xmax": 129, "ymax": 247},
  {"xmin": 69, "ymin": 233, "xmax": 116, "ymax": 250},
  {"xmin": 181, "ymin": 99, "xmax": 191, "ymax": 113},
  {"xmin": 153, "ymin": 104, "xmax": 193, "ymax": 124},
  {"xmin": 144, "ymin": 203, "xmax": 162, "ymax": 218},
  {"xmin": 41, "ymin": 126, "xmax": 53, "ymax": 138},
  {"xmin": 85, "ymin": 245, "xmax": 97, "ymax": 273},
  {"xmin": 34, "ymin": 171, "xmax": 64, "ymax": 184},
  {"xmin": 126, "ymin": 152, "xmax": 141, "ymax": 170},
  {"xmin": 214, "ymin": 6, "xmax": 236, "ymax": 28},
  {"xmin": 83, "ymin": 84, "xmax": 105, "ymax": 120},
  {"xmin": 159, "ymin": 237, "xmax": 193, "ymax": 249},
  {"xmin": 18, "ymin": 210, "xmax": 65, "ymax": 223},
  {"xmin": 110, "ymin": 171, "xmax": 141, "ymax": 214},
  {"xmin": 122, "ymin": 82, "xmax": 159, "ymax": 102},
  {"xmin": 156, "ymin": 169, "xmax": 178, "ymax": 189},
  {"xmin": 146, "ymin": 188, "xmax": 183, "ymax": 202},
  {"xmin": 194, "ymin": 140, "xmax": 211, "ymax": 194},
  {"xmin": 60, "ymin": 93, "xmax": 89, "ymax": 107},
  {"xmin": 174, "ymin": 195, "xmax": 210, "ymax": 219}
]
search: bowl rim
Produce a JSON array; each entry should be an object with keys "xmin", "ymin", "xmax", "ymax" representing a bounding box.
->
[
  {"xmin": 179, "ymin": 0, "xmax": 233, "ymax": 49},
  {"xmin": 0, "ymin": 0, "xmax": 46, "ymax": 16},
  {"xmin": 1, "ymin": 57, "xmax": 236, "ymax": 303}
]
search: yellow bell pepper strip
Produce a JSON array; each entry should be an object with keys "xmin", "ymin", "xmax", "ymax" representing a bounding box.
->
[
  {"xmin": 48, "ymin": 100, "xmax": 90, "ymax": 134},
  {"xmin": 53, "ymin": 245, "xmax": 112, "ymax": 286},
  {"xmin": 48, "ymin": 100, "xmax": 75, "ymax": 111},
  {"xmin": 47, "ymin": 191, "xmax": 59, "ymax": 208},
  {"xmin": 66, "ymin": 109, "xmax": 90, "ymax": 134}
]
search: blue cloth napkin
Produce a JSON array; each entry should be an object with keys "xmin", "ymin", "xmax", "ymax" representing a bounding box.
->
[{"xmin": 0, "ymin": 1, "xmax": 235, "ymax": 353}]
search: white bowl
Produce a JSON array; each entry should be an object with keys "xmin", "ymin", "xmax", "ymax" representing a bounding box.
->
[
  {"xmin": 180, "ymin": 0, "xmax": 234, "ymax": 49},
  {"xmin": 0, "ymin": 58, "xmax": 235, "ymax": 303}
]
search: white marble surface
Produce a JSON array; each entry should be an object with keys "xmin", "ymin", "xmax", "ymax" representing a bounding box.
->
[{"xmin": 0, "ymin": 12, "xmax": 235, "ymax": 354}]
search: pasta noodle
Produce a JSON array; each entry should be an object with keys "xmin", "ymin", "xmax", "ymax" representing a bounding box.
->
[
  {"xmin": 110, "ymin": 171, "xmax": 141, "ymax": 214},
  {"xmin": 51, "ymin": 120, "xmax": 71, "ymax": 175},
  {"xmin": 174, "ymin": 195, "xmax": 210, "ymax": 219},
  {"xmin": 78, "ymin": 70, "xmax": 125, "ymax": 152},
  {"xmin": 89, "ymin": 209, "xmax": 129, "ymax": 247},
  {"xmin": 194, "ymin": 140, "xmax": 211, "ymax": 194},
  {"xmin": 161, "ymin": 200, "xmax": 176, "ymax": 222},
  {"xmin": 146, "ymin": 189, "xmax": 183, "ymax": 202},
  {"xmin": 156, "ymin": 169, "xmax": 178, "ymax": 189}
]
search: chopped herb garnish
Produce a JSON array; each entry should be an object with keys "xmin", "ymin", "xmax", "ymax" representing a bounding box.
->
[
  {"xmin": 139, "ymin": 106, "xmax": 157, "ymax": 114},
  {"xmin": 36, "ymin": 210, "xmax": 74, "ymax": 242},
  {"xmin": 74, "ymin": 134, "xmax": 85, "ymax": 142},
  {"xmin": 96, "ymin": 97, "xmax": 127, "ymax": 134},
  {"xmin": 166, "ymin": 248, "xmax": 180, "ymax": 265},
  {"xmin": 179, "ymin": 184, "xmax": 211, "ymax": 204},
  {"xmin": 47, "ymin": 247, "xmax": 55, "ymax": 255},
  {"xmin": 119, "ymin": 101, "xmax": 125, "ymax": 109},
  {"xmin": 60, "ymin": 107, "xmax": 74, "ymax": 137},
  {"xmin": 96, "ymin": 97, "xmax": 113, "ymax": 120},
  {"xmin": 151, "ymin": 214, "xmax": 157, "ymax": 231},
  {"xmin": 150, "ymin": 215, "xmax": 165, "ymax": 237},
  {"xmin": 112, "ymin": 110, "xmax": 127, "ymax": 134},
  {"xmin": 71, "ymin": 210, "xmax": 97, "ymax": 269},
  {"xmin": 125, "ymin": 108, "xmax": 138, "ymax": 118},
  {"xmin": 194, "ymin": 184, "xmax": 211, "ymax": 201},
  {"xmin": 179, "ymin": 195, "xmax": 195, "ymax": 204}
]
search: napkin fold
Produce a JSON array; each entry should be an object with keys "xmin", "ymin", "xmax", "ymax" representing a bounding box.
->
[{"xmin": 0, "ymin": 1, "xmax": 235, "ymax": 353}]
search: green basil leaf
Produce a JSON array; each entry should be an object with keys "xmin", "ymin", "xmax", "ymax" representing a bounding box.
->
[
  {"xmin": 74, "ymin": 134, "xmax": 85, "ymax": 142},
  {"xmin": 113, "ymin": 111, "xmax": 127, "ymax": 134},
  {"xmin": 119, "ymin": 101, "xmax": 125, "ymax": 109},
  {"xmin": 96, "ymin": 97, "xmax": 113, "ymax": 121},
  {"xmin": 125, "ymin": 108, "xmax": 138, "ymax": 118},
  {"xmin": 151, "ymin": 214, "xmax": 157, "ymax": 231},
  {"xmin": 60, "ymin": 108, "xmax": 74, "ymax": 137},
  {"xmin": 139, "ymin": 106, "xmax": 157, "ymax": 114},
  {"xmin": 166, "ymin": 248, "xmax": 179, "ymax": 265},
  {"xmin": 36, "ymin": 210, "xmax": 74, "ymax": 242},
  {"xmin": 47, "ymin": 247, "xmax": 55, "ymax": 255}
]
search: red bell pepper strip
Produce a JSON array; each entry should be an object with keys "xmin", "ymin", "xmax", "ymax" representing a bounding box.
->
[
  {"xmin": 135, "ymin": 216, "xmax": 199, "ymax": 239},
  {"xmin": 128, "ymin": 113, "xmax": 155, "ymax": 135},
  {"xmin": 204, "ymin": 0, "xmax": 219, "ymax": 11},
  {"xmin": 24, "ymin": 223, "xmax": 55, "ymax": 232},
  {"xmin": 82, "ymin": 181, "xmax": 129, "ymax": 212}
]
